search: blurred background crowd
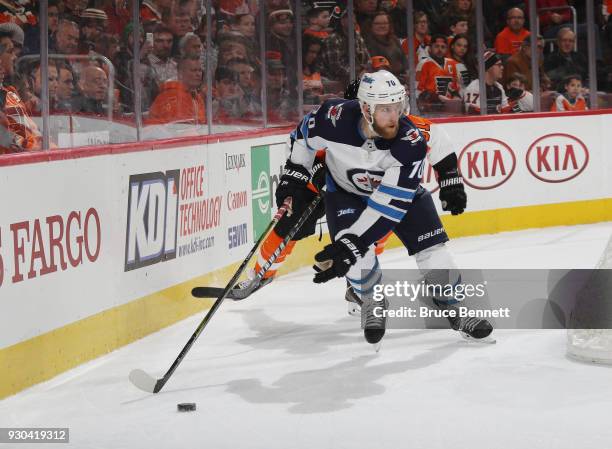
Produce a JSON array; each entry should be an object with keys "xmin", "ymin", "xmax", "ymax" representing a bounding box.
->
[{"xmin": 0, "ymin": 0, "xmax": 611, "ymax": 152}]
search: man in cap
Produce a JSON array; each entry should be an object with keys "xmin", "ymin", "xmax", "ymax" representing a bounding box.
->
[
  {"xmin": 304, "ymin": 1, "xmax": 335, "ymax": 39},
  {"xmin": 463, "ymin": 51, "xmax": 512, "ymax": 114},
  {"xmin": 79, "ymin": 8, "xmax": 109, "ymax": 53}
]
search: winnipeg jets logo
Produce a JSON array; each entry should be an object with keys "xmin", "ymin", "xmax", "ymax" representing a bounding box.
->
[
  {"xmin": 347, "ymin": 168, "xmax": 384, "ymax": 194},
  {"xmin": 327, "ymin": 104, "xmax": 343, "ymax": 127},
  {"xmin": 401, "ymin": 129, "xmax": 423, "ymax": 144}
]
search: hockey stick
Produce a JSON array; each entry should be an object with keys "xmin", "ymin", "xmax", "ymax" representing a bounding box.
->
[
  {"xmin": 192, "ymin": 197, "xmax": 322, "ymax": 300},
  {"xmin": 129, "ymin": 196, "xmax": 322, "ymax": 393}
]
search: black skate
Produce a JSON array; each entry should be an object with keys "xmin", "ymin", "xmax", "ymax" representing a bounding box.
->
[
  {"xmin": 361, "ymin": 295, "xmax": 387, "ymax": 347},
  {"xmin": 433, "ymin": 298, "xmax": 495, "ymax": 343}
]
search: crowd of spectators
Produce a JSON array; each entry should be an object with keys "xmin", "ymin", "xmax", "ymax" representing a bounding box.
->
[{"xmin": 1, "ymin": 0, "xmax": 611, "ymax": 153}]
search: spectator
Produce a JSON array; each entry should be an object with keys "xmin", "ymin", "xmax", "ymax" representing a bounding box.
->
[
  {"xmin": 543, "ymin": 27, "xmax": 587, "ymax": 91},
  {"xmin": 356, "ymin": 0, "xmax": 379, "ymax": 28},
  {"xmin": 53, "ymin": 20, "xmax": 80, "ymax": 56},
  {"xmin": 114, "ymin": 22, "xmax": 151, "ymax": 110},
  {"xmin": 265, "ymin": 51, "xmax": 295, "ymax": 123},
  {"xmin": 62, "ymin": 0, "xmax": 88, "ymax": 22},
  {"xmin": 416, "ymin": 34, "xmax": 462, "ymax": 108},
  {"xmin": 24, "ymin": 60, "xmax": 59, "ymax": 115},
  {"xmin": 213, "ymin": 67, "xmax": 244, "ymax": 119},
  {"xmin": 95, "ymin": 34, "xmax": 121, "ymax": 64},
  {"xmin": 231, "ymin": 13, "xmax": 256, "ymax": 39},
  {"xmin": 218, "ymin": 33, "xmax": 251, "ymax": 66},
  {"xmin": 23, "ymin": 0, "xmax": 59, "ymax": 55},
  {"xmin": 148, "ymin": 24, "xmax": 178, "ymax": 84},
  {"xmin": 267, "ymin": 9, "xmax": 297, "ymax": 95},
  {"xmin": 179, "ymin": 33, "xmax": 203, "ymax": 58},
  {"xmin": 219, "ymin": 0, "xmax": 250, "ymax": 16},
  {"xmin": 0, "ymin": 0, "xmax": 36, "ymax": 27},
  {"xmin": 449, "ymin": 33, "xmax": 476, "ymax": 86},
  {"xmin": 73, "ymin": 65, "xmax": 110, "ymax": 115},
  {"xmin": 463, "ymin": 51, "xmax": 512, "ymax": 114},
  {"xmin": 401, "ymin": 11, "xmax": 431, "ymax": 64},
  {"xmin": 304, "ymin": 4, "xmax": 332, "ymax": 39},
  {"xmin": 141, "ymin": 0, "xmax": 173, "ymax": 28},
  {"xmin": 226, "ymin": 58, "xmax": 261, "ymax": 116},
  {"xmin": 363, "ymin": 11, "xmax": 406, "ymax": 81},
  {"xmin": 536, "ymin": 0, "xmax": 572, "ymax": 38},
  {"xmin": 78, "ymin": 9, "xmax": 109, "ymax": 54},
  {"xmin": 100, "ymin": 0, "xmax": 131, "ymax": 36},
  {"xmin": 56, "ymin": 63, "xmax": 76, "ymax": 112},
  {"xmin": 494, "ymin": 7, "xmax": 530, "ymax": 58},
  {"xmin": 550, "ymin": 74, "xmax": 588, "ymax": 111},
  {"xmin": 302, "ymin": 35, "xmax": 325, "ymax": 104},
  {"xmin": 119, "ymin": 29, "xmax": 160, "ymax": 113},
  {"xmin": 442, "ymin": 0, "xmax": 492, "ymax": 47},
  {"xmin": 504, "ymin": 34, "xmax": 550, "ymax": 91},
  {"xmin": 0, "ymin": 30, "xmax": 16, "ymax": 85},
  {"xmin": 505, "ymin": 73, "xmax": 534, "ymax": 112},
  {"xmin": 0, "ymin": 34, "xmax": 41, "ymax": 152},
  {"xmin": 165, "ymin": 4, "xmax": 195, "ymax": 52},
  {"xmin": 0, "ymin": 23, "xmax": 24, "ymax": 59},
  {"xmin": 320, "ymin": 4, "xmax": 370, "ymax": 87},
  {"xmin": 148, "ymin": 54, "xmax": 206, "ymax": 124},
  {"xmin": 196, "ymin": 8, "xmax": 219, "ymax": 77},
  {"xmin": 446, "ymin": 15, "xmax": 469, "ymax": 47}
]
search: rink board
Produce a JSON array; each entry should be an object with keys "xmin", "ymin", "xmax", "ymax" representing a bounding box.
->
[{"xmin": 1, "ymin": 110, "xmax": 611, "ymax": 398}]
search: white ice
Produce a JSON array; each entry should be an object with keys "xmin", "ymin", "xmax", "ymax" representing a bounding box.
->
[{"xmin": 2, "ymin": 222, "xmax": 612, "ymax": 449}]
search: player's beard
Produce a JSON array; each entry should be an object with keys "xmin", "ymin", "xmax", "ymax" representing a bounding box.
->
[{"xmin": 373, "ymin": 121, "xmax": 399, "ymax": 140}]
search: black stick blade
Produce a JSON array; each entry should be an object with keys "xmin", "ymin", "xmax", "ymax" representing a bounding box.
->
[{"xmin": 191, "ymin": 286, "xmax": 225, "ymax": 298}]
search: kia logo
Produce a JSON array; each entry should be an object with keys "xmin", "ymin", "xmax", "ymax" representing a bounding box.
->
[
  {"xmin": 458, "ymin": 138, "xmax": 516, "ymax": 190},
  {"xmin": 526, "ymin": 133, "xmax": 589, "ymax": 183}
]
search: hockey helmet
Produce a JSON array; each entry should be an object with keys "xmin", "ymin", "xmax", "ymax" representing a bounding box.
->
[{"xmin": 357, "ymin": 70, "xmax": 407, "ymax": 129}]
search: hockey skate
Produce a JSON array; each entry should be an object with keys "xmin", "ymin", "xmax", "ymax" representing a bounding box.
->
[
  {"xmin": 433, "ymin": 298, "xmax": 495, "ymax": 343},
  {"xmin": 345, "ymin": 284, "xmax": 362, "ymax": 316},
  {"xmin": 361, "ymin": 294, "xmax": 388, "ymax": 346}
]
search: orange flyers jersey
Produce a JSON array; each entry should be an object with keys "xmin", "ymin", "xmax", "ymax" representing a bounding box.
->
[
  {"xmin": 550, "ymin": 94, "xmax": 588, "ymax": 112},
  {"xmin": 401, "ymin": 35, "xmax": 430, "ymax": 63},
  {"xmin": 416, "ymin": 57, "xmax": 462, "ymax": 97},
  {"xmin": 407, "ymin": 114, "xmax": 454, "ymax": 165}
]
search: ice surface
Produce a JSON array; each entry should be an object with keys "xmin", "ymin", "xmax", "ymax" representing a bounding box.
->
[{"xmin": 2, "ymin": 222, "xmax": 612, "ymax": 449}]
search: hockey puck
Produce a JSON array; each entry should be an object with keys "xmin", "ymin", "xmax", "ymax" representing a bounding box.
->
[{"xmin": 177, "ymin": 403, "xmax": 196, "ymax": 412}]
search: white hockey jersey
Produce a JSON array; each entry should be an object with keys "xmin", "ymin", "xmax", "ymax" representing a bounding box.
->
[{"xmin": 287, "ymin": 99, "xmax": 453, "ymax": 245}]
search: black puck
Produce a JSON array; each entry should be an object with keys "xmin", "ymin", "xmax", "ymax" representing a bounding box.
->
[{"xmin": 177, "ymin": 403, "xmax": 196, "ymax": 412}]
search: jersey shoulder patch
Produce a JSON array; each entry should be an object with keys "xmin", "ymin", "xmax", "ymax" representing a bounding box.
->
[
  {"xmin": 308, "ymin": 99, "xmax": 364, "ymax": 146},
  {"xmin": 389, "ymin": 117, "xmax": 428, "ymax": 166}
]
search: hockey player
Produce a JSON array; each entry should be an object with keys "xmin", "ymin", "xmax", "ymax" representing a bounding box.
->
[{"xmin": 276, "ymin": 70, "xmax": 493, "ymax": 345}]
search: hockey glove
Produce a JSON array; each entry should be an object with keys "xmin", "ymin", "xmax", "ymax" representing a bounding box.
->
[
  {"xmin": 275, "ymin": 159, "xmax": 315, "ymax": 214},
  {"xmin": 310, "ymin": 159, "xmax": 326, "ymax": 192},
  {"xmin": 313, "ymin": 234, "xmax": 368, "ymax": 283},
  {"xmin": 275, "ymin": 160, "xmax": 326, "ymax": 240},
  {"xmin": 434, "ymin": 153, "xmax": 467, "ymax": 215}
]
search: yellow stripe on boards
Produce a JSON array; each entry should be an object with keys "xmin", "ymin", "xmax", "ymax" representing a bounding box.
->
[{"xmin": 2, "ymin": 198, "xmax": 611, "ymax": 399}]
